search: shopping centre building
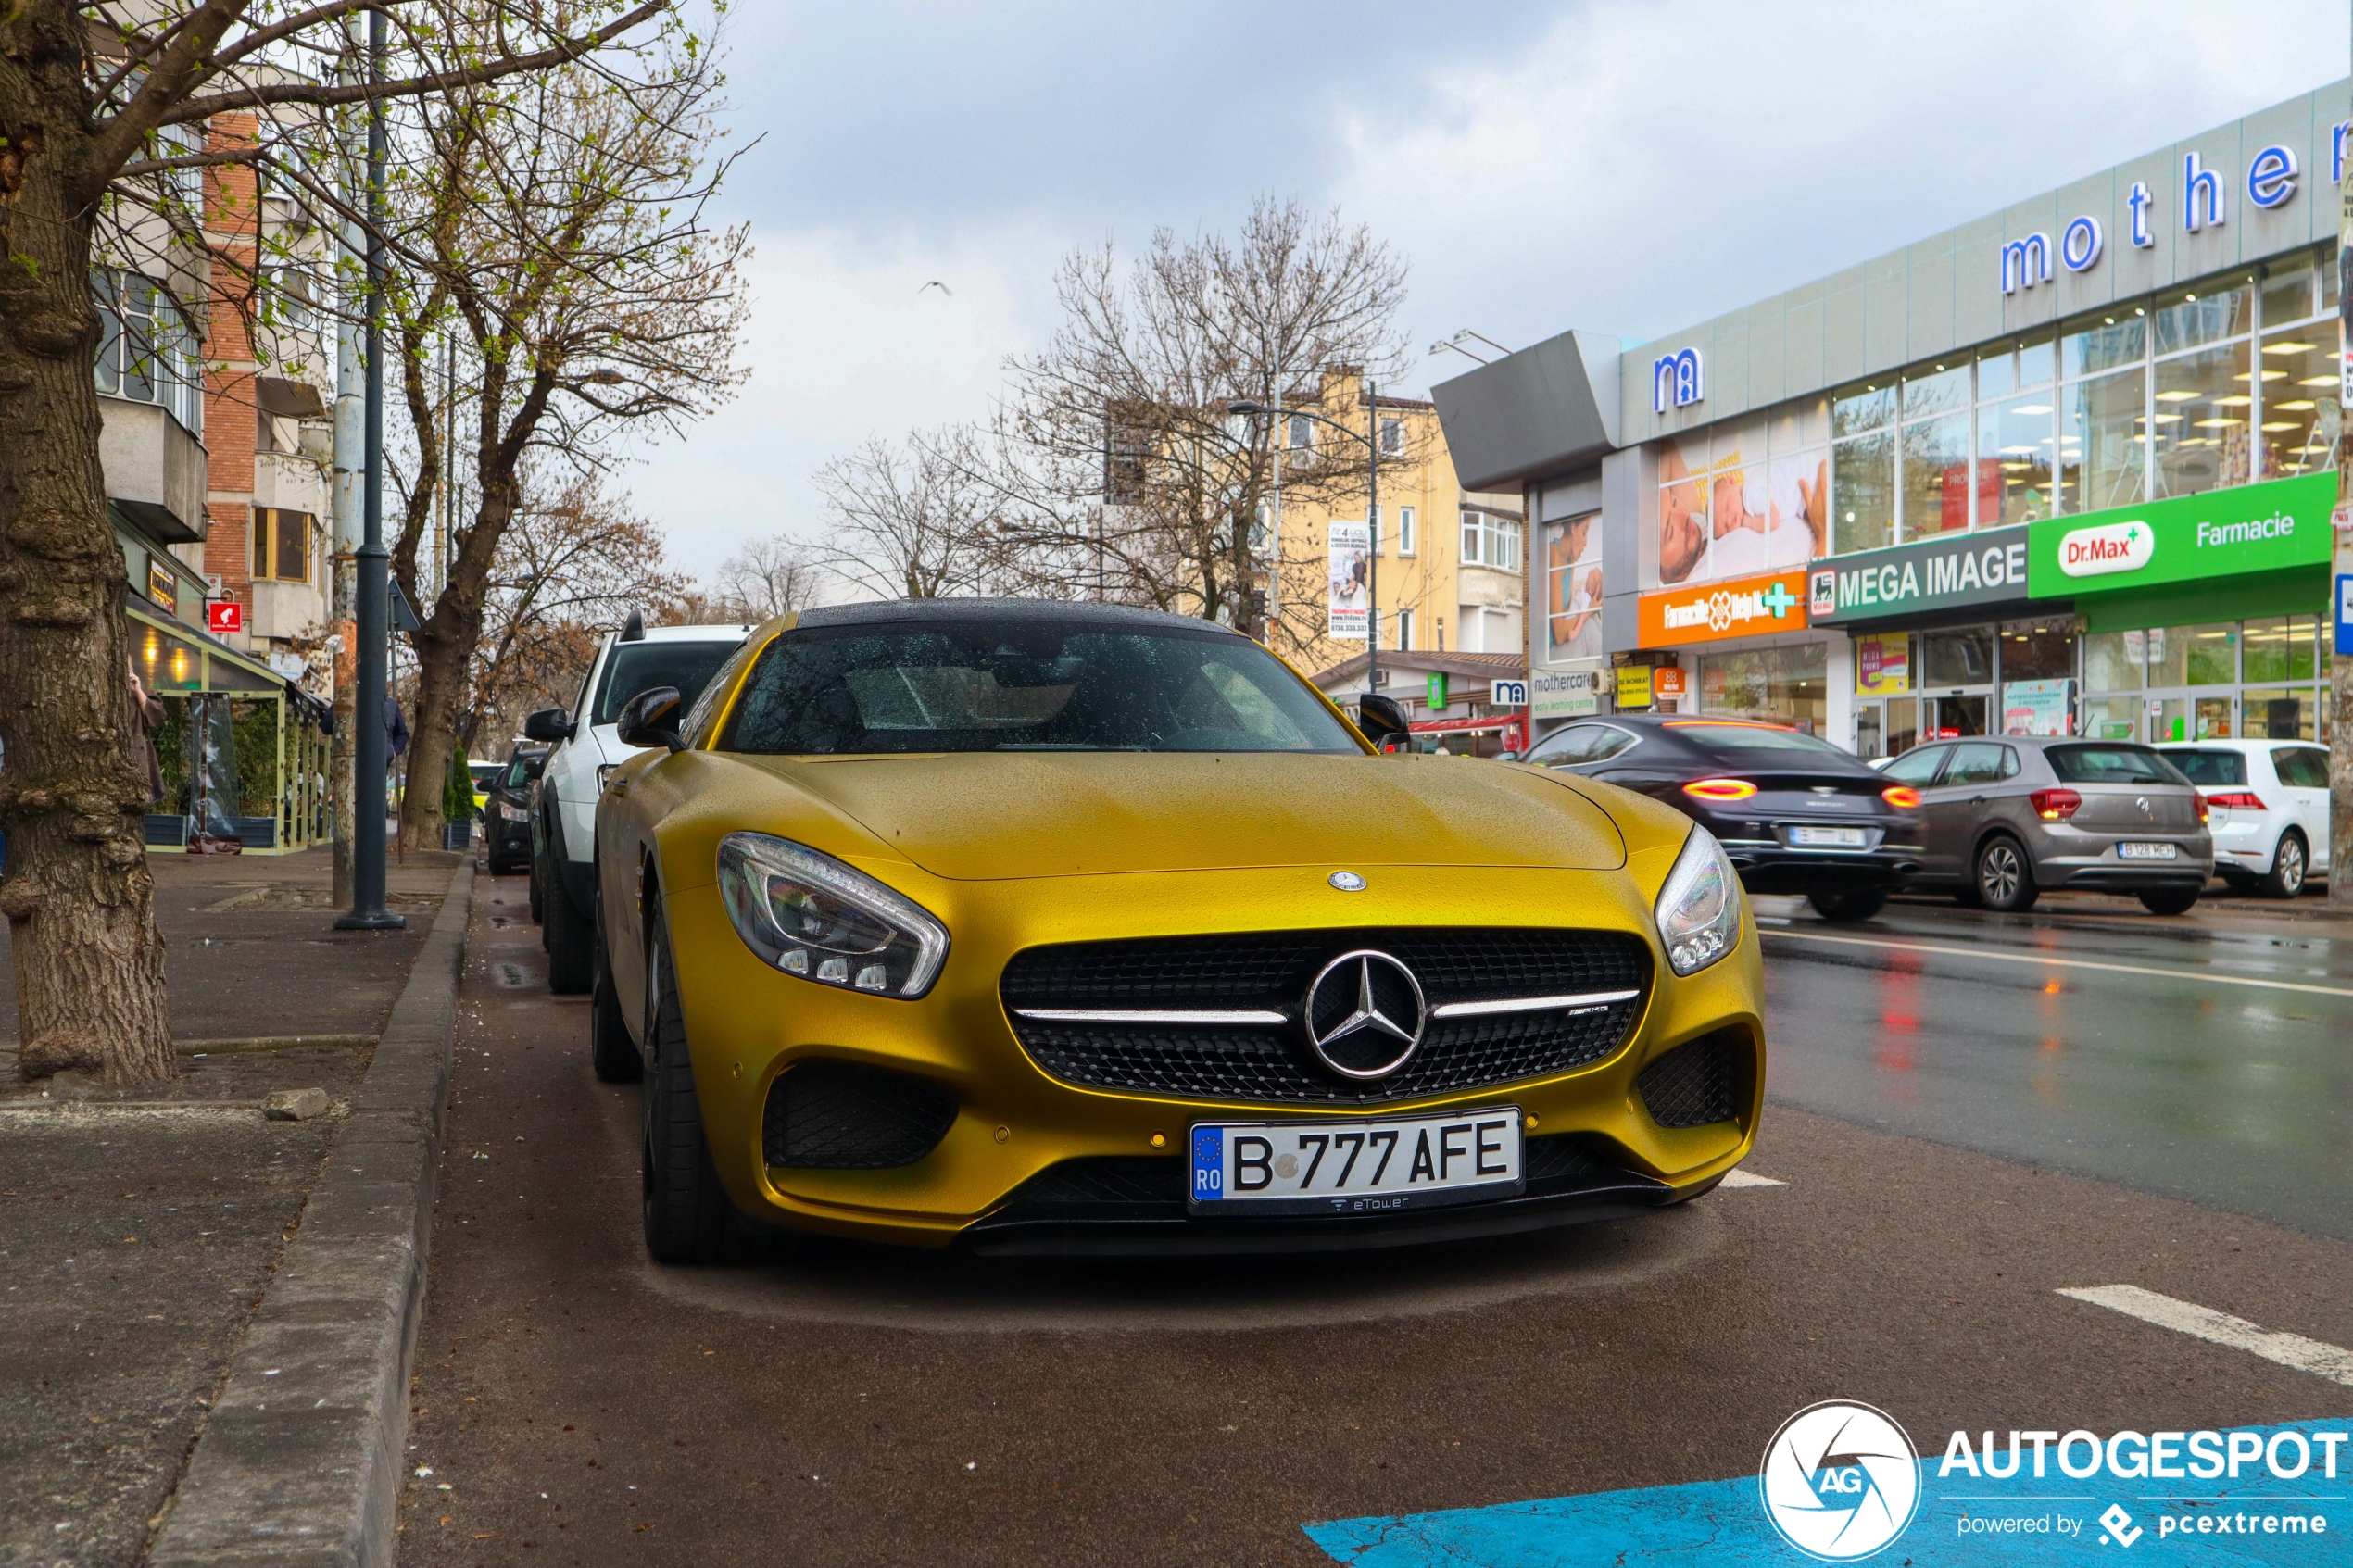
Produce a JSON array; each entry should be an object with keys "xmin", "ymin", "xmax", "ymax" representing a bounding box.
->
[{"xmin": 1435, "ymin": 82, "xmax": 2347, "ymax": 755}]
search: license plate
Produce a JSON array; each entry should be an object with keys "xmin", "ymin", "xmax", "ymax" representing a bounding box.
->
[
  {"xmin": 1188, "ymin": 1109, "xmax": 1524, "ymax": 1217},
  {"xmin": 2119, "ymin": 841, "xmax": 2179, "ymax": 860},
  {"xmin": 1788, "ymin": 825, "xmax": 1868, "ymax": 847}
]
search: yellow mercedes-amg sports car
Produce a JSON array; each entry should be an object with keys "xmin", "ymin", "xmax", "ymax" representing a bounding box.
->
[{"xmin": 588, "ymin": 599, "xmax": 1763, "ymax": 1262}]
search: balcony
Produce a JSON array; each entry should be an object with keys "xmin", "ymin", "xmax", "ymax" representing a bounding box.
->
[{"xmin": 99, "ymin": 396, "xmax": 208, "ymax": 543}]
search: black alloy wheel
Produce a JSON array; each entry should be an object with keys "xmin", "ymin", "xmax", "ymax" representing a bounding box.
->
[
  {"xmin": 1807, "ymin": 887, "xmax": 1888, "ymax": 922},
  {"xmin": 639, "ymin": 912, "xmax": 736, "ymax": 1264},
  {"xmin": 2263, "ymin": 832, "xmax": 2308, "ymax": 899},
  {"xmin": 1973, "ymin": 835, "xmax": 2038, "ymax": 913},
  {"xmin": 2138, "ymin": 887, "xmax": 2201, "ymax": 916}
]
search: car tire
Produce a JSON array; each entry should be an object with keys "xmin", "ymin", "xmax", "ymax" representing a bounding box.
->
[
  {"xmin": 2138, "ymin": 887, "xmax": 2201, "ymax": 916},
  {"xmin": 589, "ymin": 900, "xmax": 641, "ymax": 1084},
  {"xmin": 1973, "ymin": 835, "xmax": 2037, "ymax": 912},
  {"xmin": 2262, "ymin": 831, "xmax": 2309, "ymax": 899},
  {"xmin": 640, "ymin": 914, "xmax": 736, "ymax": 1264},
  {"xmin": 544, "ymin": 855, "xmax": 594, "ymax": 995},
  {"xmin": 1808, "ymin": 887, "xmax": 1888, "ymax": 922}
]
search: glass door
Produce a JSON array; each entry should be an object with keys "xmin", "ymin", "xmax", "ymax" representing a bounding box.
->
[{"xmin": 1925, "ymin": 693, "xmax": 1990, "ymax": 738}]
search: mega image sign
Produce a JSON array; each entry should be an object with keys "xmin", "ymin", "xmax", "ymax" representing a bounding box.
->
[
  {"xmin": 1810, "ymin": 526, "xmax": 2033, "ymax": 625},
  {"xmin": 2026, "ymin": 472, "xmax": 2336, "ymax": 598}
]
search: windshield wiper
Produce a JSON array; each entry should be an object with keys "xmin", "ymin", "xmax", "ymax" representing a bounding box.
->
[{"xmin": 989, "ymin": 743, "xmax": 1150, "ymax": 751}]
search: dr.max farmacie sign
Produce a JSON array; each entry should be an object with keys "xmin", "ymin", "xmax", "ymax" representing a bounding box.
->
[{"xmin": 2026, "ymin": 472, "xmax": 2335, "ymax": 598}]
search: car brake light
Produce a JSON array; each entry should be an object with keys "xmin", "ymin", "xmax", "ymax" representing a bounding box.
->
[
  {"xmin": 2202, "ymin": 791, "xmax": 2265, "ymax": 810},
  {"xmin": 1880, "ymin": 785, "xmax": 1921, "ymax": 809},
  {"xmin": 2030, "ymin": 787, "xmax": 2082, "ymax": 821},
  {"xmin": 1682, "ymin": 778, "xmax": 1758, "ymax": 802}
]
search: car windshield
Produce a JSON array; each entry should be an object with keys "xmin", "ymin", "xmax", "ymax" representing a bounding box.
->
[
  {"xmin": 592, "ymin": 640, "xmax": 740, "ymax": 726},
  {"xmin": 723, "ymin": 621, "xmax": 1361, "ymax": 755},
  {"xmin": 2165, "ymin": 749, "xmax": 2246, "ymax": 787},
  {"xmin": 1664, "ymin": 721, "xmax": 1847, "ymax": 759},
  {"xmin": 2046, "ymin": 743, "xmax": 2192, "ymax": 786}
]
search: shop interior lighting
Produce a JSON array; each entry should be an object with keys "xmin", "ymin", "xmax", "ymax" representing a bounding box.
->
[
  {"xmin": 2013, "ymin": 404, "xmax": 2051, "ymax": 415},
  {"xmin": 2262, "ymin": 342, "xmax": 2316, "ymax": 354},
  {"xmin": 2260, "ymin": 421, "xmax": 2300, "ymax": 432},
  {"xmin": 2156, "ymin": 390, "xmax": 2199, "ymax": 401},
  {"xmin": 2274, "ymin": 399, "xmax": 2317, "ymax": 410},
  {"xmin": 2214, "ymin": 395, "xmax": 2252, "ymax": 408},
  {"xmin": 2233, "ymin": 370, "xmax": 2287, "ymax": 383},
  {"xmin": 2297, "ymin": 374, "xmax": 2338, "ymax": 385}
]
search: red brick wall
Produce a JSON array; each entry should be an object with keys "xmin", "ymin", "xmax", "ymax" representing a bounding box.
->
[{"xmin": 204, "ymin": 113, "xmax": 260, "ymax": 614}]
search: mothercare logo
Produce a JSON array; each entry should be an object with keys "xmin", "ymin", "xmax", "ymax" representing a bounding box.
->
[
  {"xmin": 2058, "ymin": 520, "xmax": 2154, "ymax": 577},
  {"xmin": 1758, "ymin": 1401, "xmax": 1922, "ymax": 1560}
]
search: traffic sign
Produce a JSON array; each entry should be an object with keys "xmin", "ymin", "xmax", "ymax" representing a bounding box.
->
[
  {"xmin": 206, "ymin": 599, "xmax": 243, "ymax": 635},
  {"xmin": 2335, "ymin": 573, "xmax": 2353, "ymax": 656}
]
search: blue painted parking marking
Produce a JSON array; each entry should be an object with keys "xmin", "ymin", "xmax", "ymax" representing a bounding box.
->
[{"xmin": 1304, "ymin": 1419, "xmax": 2353, "ymax": 1565}]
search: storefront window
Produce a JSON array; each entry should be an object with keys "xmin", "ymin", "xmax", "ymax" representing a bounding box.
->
[
  {"xmin": 1832, "ymin": 382, "xmax": 1894, "ymax": 438},
  {"xmin": 2256, "ymin": 330, "xmax": 2334, "ymax": 477},
  {"xmin": 1831, "ymin": 430, "xmax": 1894, "ymax": 553},
  {"xmin": 2243, "ymin": 688, "xmax": 2317, "ymax": 740},
  {"xmin": 1697, "ymin": 641, "xmax": 1829, "ymax": 731},
  {"xmin": 2242, "ymin": 616, "xmax": 2318, "ymax": 684},
  {"xmin": 2151, "ymin": 279, "xmax": 2254, "ymax": 356},
  {"xmin": 1921, "ymin": 626, "xmax": 1993, "ymax": 687},
  {"xmin": 1976, "ymin": 331, "xmax": 2053, "ymax": 401},
  {"xmin": 1998, "ymin": 619, "xmax": 2076, "ymax": 682},
  {"xmin": 1977, "ymin": 394, "xmax": 2055, "ymax": 525},
  {"xmin": 1899, "ymin": 410, "xmax": 1970, "ymax": 537},
  {"xmin": 1901, "ymin": 363, "xmax": 1969, "ymax": 420},
  {"xmin": 2182, "ymin": 623, "xmax": 2239, "ymax": 686},
  {"xmin": 2060, "ymin": 311, "xmax": 2145, "ymax": 378},
  {"xmin": 2059, "ymin": 368, "xmax": 2145, "ymax": 513},
  {"xmin": 2082, "ymin": 631, "xmax": 2143, "ymax": 691},
  {"xmin": 2150, "ymin": 343, "xmax": 2253, "ymax": 499},
  {"xmin": 2081, "ymin": 695, "xmax": 2141, "ymax": 741}
]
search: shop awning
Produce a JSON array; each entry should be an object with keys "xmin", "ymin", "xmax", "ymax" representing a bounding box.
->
[{"xmin": 129, "ymin": 602, "xmax": 296, "ymax": 697}]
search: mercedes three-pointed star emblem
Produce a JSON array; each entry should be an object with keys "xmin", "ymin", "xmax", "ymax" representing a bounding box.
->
[{"xmin": 1302, "ymin": 949, "xmax": 1428, "ymax": 1080}]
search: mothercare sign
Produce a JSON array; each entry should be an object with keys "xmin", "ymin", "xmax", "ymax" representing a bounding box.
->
[{"xmin": 2027, "ymin": 471, "xmax": 2334, "ymax": 598}]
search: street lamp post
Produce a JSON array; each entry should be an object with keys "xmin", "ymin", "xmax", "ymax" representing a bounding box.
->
[{"xmin": 1230, "ymin": 382, "xmax": 1383, "ymax": 704}]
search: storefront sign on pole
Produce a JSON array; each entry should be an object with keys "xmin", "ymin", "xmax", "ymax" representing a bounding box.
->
[
  {"xmin": 1490, "ymin": 678, "xmax": 1529, "ymax": 708},
  {"xmin": 1327, "ymin": 521, "xmax": 1370, "ymax": 642}
]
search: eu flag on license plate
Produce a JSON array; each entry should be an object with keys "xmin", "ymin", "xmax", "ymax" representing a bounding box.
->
[{"xmin": 1191, "ymin": 1126, "xmax": 1223, "ymax": 1200}]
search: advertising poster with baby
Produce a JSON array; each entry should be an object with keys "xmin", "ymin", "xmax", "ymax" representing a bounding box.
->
[
  {"xmin": 1544, "ymin": 512, "xmax": 1603, "ymax": 660},
  {"xmin": 1656, "ymin": 430, "xmax": 1829, "ymax": 589}
]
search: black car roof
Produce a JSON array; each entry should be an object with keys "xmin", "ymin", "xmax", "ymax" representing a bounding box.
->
[
  {"xmin": 1589, "ymin": 714, "xmax": 1883, "ymax": 773},
  {"xmin": 792, "ymin": 597, "xmax": 1251, "ymax": 638}
]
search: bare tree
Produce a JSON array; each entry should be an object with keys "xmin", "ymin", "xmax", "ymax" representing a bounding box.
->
[
  {"xmin": 0, "ymin": 1, "xmax": 679, "ymax": 1085},
  {"xmin": 466, "ymin": 472, "xmax": 686, "ymax": 753},
  {"xmin": 986, "ymin": 196, "xmax": 1413, "ymax": 650},
  {"xmin": 812, "ymin": 427, "xmax": 1023, "ymax": 602},
  {"xmin": 709, "ymin": 534, "xmax": 824, "ymax": 621},
  {"xmin": 384, "ymin": 21, "xmax": 749, "ymax": 852}
]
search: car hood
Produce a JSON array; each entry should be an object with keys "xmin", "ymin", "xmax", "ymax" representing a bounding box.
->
[{"xmin": 744, "ymin": 751, "xmax": 1627, "ymax": 880}]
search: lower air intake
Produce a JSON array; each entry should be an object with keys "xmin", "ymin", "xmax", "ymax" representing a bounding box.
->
[
  {"xmin": 763, "ymin": 1059, "xmax": 957, "ymax": 1169},
  {"xmin": 1637, "ymin": 1029, "xmax": 1744, "ymax": 1129}
]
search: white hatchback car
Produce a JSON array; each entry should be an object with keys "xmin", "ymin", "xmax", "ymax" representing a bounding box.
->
[{"xmin": 2154, "ymin": 739, "xmax": 2332, "ymax": 897}]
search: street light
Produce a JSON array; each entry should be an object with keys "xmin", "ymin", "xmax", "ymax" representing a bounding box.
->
[{"xmin": 1229, "ymin": 383, "xmax": 1386, "ymax": 711}]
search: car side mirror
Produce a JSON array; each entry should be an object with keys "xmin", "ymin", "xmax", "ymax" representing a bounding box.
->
[
  {"xmin": 613, "ymin": 686, "xmax": 685, "ymax": 754},
  {"xmin": 1495, "ymin": 749, "xmax": 1521, "ymax": 763},
  {"xmin": 1356, "ymin": 692, "xmax": 1412, "ymax": 750},
  {"xmin": 523, "ymin": 707, "xmax": 575, "ymax": 744}
]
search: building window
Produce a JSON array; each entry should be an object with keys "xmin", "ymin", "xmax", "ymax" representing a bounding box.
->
[
  {"xmin": 1461, "ymin": 509, "xmax": 1519, "ymax": 571},
  {"xmin": 1379, "ymin": 416, "xmax": 1403, "ymax": 456},
  {"xmin": 1288, "ymin": 414, "xmax": 1313, "ymax": 453},
  {"xmin": 251, "ymin": 507, "xmax": 314, "ymax": 584},
  {"xmin": 94, "ymin": 269, "xmax": 202, "ymax": 435},
  {"xmin": 1396, "ymin": 608, "xmax": 1415, "ymax": 650},
  {"xmin": 1461, "ymin": 508, "xmax": 1482, "ymax": 566},
  {"xmin": 1398, "ymin": 505, "xmax": 1416, "ymax": 556}
]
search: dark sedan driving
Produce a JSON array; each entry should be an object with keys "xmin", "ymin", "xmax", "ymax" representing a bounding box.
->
[{"xmin": 1515, "ymin": 715, "xmax": 1923, "ymax": 920}]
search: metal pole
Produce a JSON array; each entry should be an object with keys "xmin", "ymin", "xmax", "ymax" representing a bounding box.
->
[
  {"xmin": 338, "ymin": 9, "xmax": 402, "ymax": 932},
  {"xmin": 1268, "ymin": 351, "xmax": 1281, "ymax": 642},
  {"xmin": 328, "ymin": 16, "xmax": 364, "ymax": 906},
  {"xmin": 1365, "ymin": 374, "xmax": 1379, "ymax": 709},
  {"xmin": 2334, "ymin": 30, "xmax": 2353, "ymax": 909}
]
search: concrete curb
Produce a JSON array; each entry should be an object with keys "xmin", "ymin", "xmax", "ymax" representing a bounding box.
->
[{"xmin": 149, "ymin": 862, "xmax": 475, "ymax": 1568}]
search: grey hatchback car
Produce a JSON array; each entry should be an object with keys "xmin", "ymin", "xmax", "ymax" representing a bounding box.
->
[{"xmin": 1878, "ymin": 736, "xmax": 2213, "ymax": 914}]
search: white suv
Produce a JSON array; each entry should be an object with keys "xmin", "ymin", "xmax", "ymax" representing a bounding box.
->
[
  {"xmin": 524, "ymin": 614, "xmax": 751, "ymax": 991},
  {"xmin": 2155, "ymin": 738, "xmax": 2333, "ymax": 897}
]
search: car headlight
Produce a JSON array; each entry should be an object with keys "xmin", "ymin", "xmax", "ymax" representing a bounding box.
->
[
  {"xmin": 499, "ymin": 802, "xmax": 528, "ymax": 822},
  {"xmin": 716, "ymin": 832, "xmax": 950, "ymax": 997},
  {"xmin": 1654, "ymin": 825, "xmax": 1741, "ymax": 977}
]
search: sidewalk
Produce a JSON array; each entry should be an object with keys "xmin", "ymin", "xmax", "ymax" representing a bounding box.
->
[{"xmin": 0, "ymin": 847, "xmax": 463, "ymax": 1568}]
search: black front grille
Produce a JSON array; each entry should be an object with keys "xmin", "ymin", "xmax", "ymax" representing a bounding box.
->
[
  {"xmin": 1637, "ymin": 1029, "xmax": 1744, "ymax": 1128},
  {"xmin": 762, "ymin": 1059, "xmax": 958, "ymax": 1169},
  {"xmin": 1001, "ymin": 928, "xmax": 1650, "ymax": 1105}
]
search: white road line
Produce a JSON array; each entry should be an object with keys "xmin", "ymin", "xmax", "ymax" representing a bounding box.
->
[
  {"xmin": 1759, "ymin": 928, "xmax": 2353, "ymax": 1000},
  {"xmin": 2057, "ymin": 1285, "xmax": 2353, "ymax": 1387},
  {"xmin": 1719, "ymin": 1168, "xmax": 1785, "ymax": 1188}
]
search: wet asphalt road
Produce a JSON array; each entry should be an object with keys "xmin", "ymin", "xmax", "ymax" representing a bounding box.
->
[{"xmin": 392, "ymin": 876, "xmax": 2353, "ymax": 1567}]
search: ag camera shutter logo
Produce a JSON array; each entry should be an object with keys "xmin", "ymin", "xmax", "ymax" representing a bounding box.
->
[
  {"xmin": 2057, "ymin": 521, "xmax": 2154, "ymax": 578},
  {"xmin": 1758, "ymin": 1400, "xmax": 1922, "ymax": 1560}
]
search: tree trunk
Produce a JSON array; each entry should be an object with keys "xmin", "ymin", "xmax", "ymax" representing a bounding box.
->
[
  {"xmin": 396, "ymin": 622, "xmax": 470, "ymax": 853},
  {"xmin": 0, "ymin": 29, "xmax": 175, "ymax": 1085}
]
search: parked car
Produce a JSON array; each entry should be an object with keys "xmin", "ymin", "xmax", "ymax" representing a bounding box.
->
[
  {"xmin": 467, "ymin": 758, "xmax": 499, "ymax": 817},
  {"xmin": 1516, "ymin": 715, "xmax": 1923, "ymax": 922},
  {"xmin": 2154, "ymin": 738, "xmax": 2331, "ymax": 897},
  {"xmin": 525, "ymin": 611, "xmax": 753, "ymax": 992},
  {"xmin": 482, "ymin": 745, "xmax": 548, "ymax": 877},
  {"xmin": 1878, "ymin": 737, "xmax": 2212, "ymax": 914}
]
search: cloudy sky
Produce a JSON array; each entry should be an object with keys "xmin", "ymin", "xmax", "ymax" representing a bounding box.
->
[{"xmin": 630, "ymin": 0, "xmax": 2353, "ymax": 582}]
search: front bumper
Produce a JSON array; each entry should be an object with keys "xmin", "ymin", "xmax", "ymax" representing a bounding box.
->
[{"xmin": 660, "ymin": 859, "xmax": 1766, "ymax": 1252}]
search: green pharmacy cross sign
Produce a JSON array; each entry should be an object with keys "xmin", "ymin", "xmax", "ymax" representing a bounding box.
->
[
  {"xmin": 1758, "ymin": 581, "xmax": 1798, "ymax": 618},
  {"xmin": 2027, "ymin": 472, "xmax": 2335, "ymax": 597}
]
